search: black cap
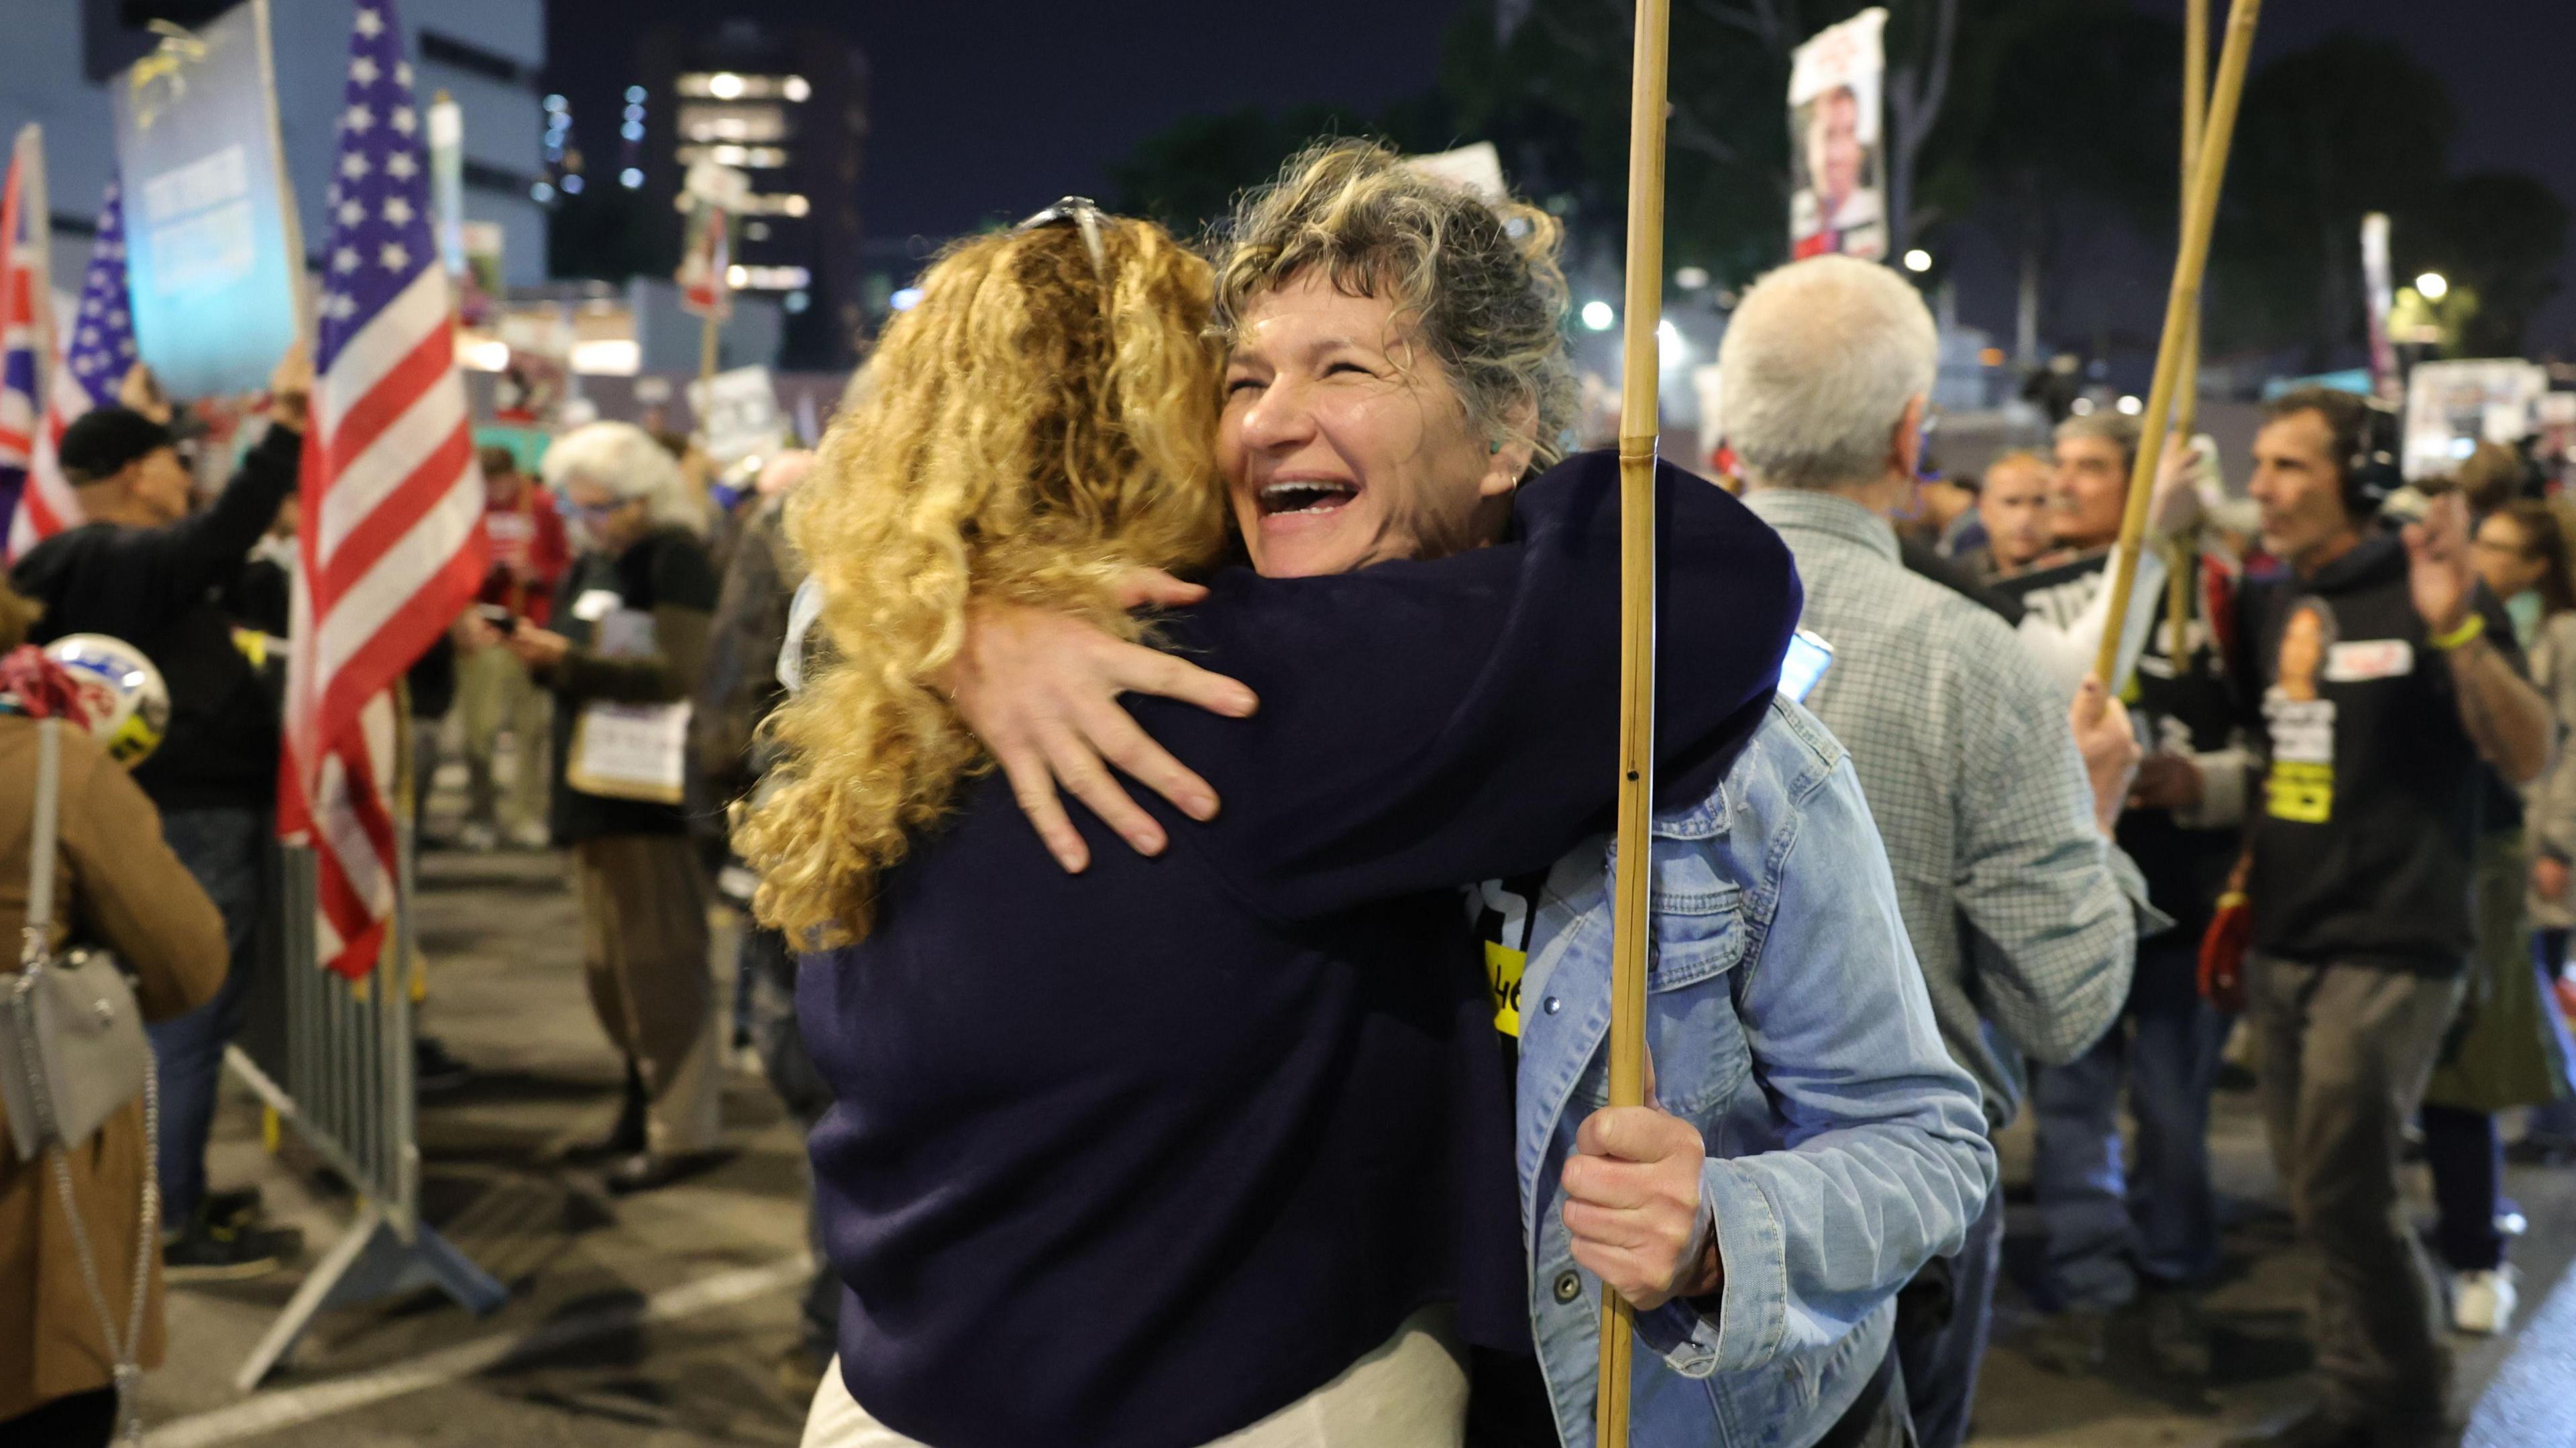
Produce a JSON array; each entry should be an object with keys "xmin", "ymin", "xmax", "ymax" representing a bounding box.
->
[{"xmin": 57, "ymin": 407, "xmax": 176, "ymax": 486}]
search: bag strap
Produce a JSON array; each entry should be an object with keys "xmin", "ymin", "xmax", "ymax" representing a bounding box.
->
[{"xmin": 21, "ymin": 716, "xmax": 59, "ymax": 968}]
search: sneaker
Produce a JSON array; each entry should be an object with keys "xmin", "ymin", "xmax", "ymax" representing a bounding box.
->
[
  {"xmin": 2452, "ymin": 1267, "xmax": 2518, "ymax": 1335},
  {"xmin": 458, "ymin": 821, "xmax": 500, "ymax": 853},
  {"xmin": 507, "ymin": 822, "xmax": 552, "ymax": 851},
  {"xmin": 202, "ymin": 1185, "xmax": 263, "ymax": 1232},
  {"xmin": 164, "ymin": 1216, "xmax": 303, "ymax": 1284}
]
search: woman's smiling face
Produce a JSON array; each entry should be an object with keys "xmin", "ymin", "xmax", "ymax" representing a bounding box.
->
[{"xmin": 1217, "ymin": 270, "xmax": 1525, "ymax": 578}]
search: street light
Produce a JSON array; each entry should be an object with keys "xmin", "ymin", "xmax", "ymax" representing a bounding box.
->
[
  {"xmin": 1902, "ymin": 249, "xmax": 1933, "ymax": 274},
  {"xmin": 2416, "ymin": 271, "xmax": 2450, "ymax": 302},
  {"xmin": 1580, "ymin": 300, "xmax": 1616, "ymax": 332}
]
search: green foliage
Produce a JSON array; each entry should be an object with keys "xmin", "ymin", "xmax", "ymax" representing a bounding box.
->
[
  {"xmin": 2417, "ymin": 171, "xmax": 2568, "ymax": 357},
  {"xmin": 1099, "ymin": 5, "xmax": 2569, "ymax": 364},
  {"xmin": 2206, "ymin": 35, "xmax": 2455, "ymax": 364}
]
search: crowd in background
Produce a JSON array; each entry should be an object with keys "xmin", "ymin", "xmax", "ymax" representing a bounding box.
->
[{"xmin": 0, "ymin": 196, "xmax": 2572, "ymax": 1448}]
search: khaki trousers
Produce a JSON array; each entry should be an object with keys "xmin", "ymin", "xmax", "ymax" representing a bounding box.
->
[
  {"xmin": 573, "ymin": 835, "xmax": 720, "ymax": 1154},
  {"xmin": 801, "ymin": 1308, "xmax": 1466, "ymax": 1448},
  {"xmin": 2247, "ymin": 952, "xmax": 2464, "ymax": 1431},
  {"xmin": 456, "ymin": 645, "xmax": 551, "ymax": 836}
]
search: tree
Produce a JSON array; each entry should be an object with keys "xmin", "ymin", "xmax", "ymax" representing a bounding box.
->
[
  {"xmin": 1108, "ymin": 107, "xmax": 1371, "ymax": 237},
  {"xmin": 2207, "ymin": 36, "xmax": 2455, "ymax": 367},
  {"xmin": 2416, "ymin": 171, "xmax": 2568, "ymax": 357}
]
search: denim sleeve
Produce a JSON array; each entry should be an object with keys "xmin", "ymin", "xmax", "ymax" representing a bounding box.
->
[{"xmin": 1648, "ymin": 757, "xmax": 1996, "ymax": 1377}]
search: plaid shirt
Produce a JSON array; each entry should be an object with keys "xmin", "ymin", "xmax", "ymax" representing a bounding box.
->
[{"xmin": 1744, "ymin": 488, "xmax": 2151, "ymax": 1127}]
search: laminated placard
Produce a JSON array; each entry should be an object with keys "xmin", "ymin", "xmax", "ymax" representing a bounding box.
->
[{"xmin": 567, "ymin": 700, "xmax": 691, "ymax": 803}]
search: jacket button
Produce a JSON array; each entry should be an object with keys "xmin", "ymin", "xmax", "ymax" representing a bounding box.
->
[
  {"xmin": 1553, "ymin": 1270, "xmax": 1582, "ymax": 1304},
  {"xmin": 1543, "ymin": 996, "xmax": 1562, "ymax": 1015}
]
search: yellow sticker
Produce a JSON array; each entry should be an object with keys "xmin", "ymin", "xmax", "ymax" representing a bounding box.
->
[
  {"xmin": 1485, "ymin": 940, "xmax": 1527, "ymax": 1038},
  {"xmin": 2265, "ymin": 760, "xmax": 2334, "ymax": 824}
]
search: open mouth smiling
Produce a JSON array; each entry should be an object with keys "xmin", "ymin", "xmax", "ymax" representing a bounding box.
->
[{"xmin": 1256, "ymin": 478, "xmax": 1360, "ymax": 516}]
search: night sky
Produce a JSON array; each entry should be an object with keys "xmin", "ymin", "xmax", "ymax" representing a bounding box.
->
[{"xmin": 547, "ymin": 0, "xmax": 2576, "ymax": 349}]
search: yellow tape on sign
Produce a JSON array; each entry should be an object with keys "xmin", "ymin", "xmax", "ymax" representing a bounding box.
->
[{"xmin": 1485, "ymin": 940, "xmax": 1527, "ymax": 1038}]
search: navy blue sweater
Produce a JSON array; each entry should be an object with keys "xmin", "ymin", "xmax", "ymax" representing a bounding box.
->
[{"xmin": 800, "ymin": 451, "xmax": 1801, "ymax": 1447}]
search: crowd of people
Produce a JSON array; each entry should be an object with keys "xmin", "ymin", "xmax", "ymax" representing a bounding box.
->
[{"xmin": 1, "ymin": 133, "xmax": 2572, "ymax": 1448}]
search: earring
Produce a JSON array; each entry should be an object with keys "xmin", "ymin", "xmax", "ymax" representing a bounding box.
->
[{"xmin": 1489, "ymin": 437, "xmax": 1503, "ymax": 455}]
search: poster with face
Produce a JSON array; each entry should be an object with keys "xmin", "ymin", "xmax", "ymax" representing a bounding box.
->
[
  {"xmin": 2400, "ymin": 358, "xmax": 2545, "ymax": 482},
  {"xmin": 1788, "ymin": 7, "xmax": 1888, "ymax": 263},
  {"xmin": 2263, "ymin": 598, "xmax": 2338, "ymax": 824}
]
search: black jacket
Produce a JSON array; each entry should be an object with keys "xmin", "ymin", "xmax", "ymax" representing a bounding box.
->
[{"xmin": 13, "ymin": 425, "xmax": 300, "ymax": 812}]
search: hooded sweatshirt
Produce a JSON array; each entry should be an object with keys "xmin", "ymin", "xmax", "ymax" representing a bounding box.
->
[{"xmin": 2241, "ymin": 532, "xmax": 2521, "ymax": 974}]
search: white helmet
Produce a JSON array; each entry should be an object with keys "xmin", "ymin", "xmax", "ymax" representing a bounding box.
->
[{"xmin": 44, "ymin": 634, "xmax": 170, "ymax": 767}]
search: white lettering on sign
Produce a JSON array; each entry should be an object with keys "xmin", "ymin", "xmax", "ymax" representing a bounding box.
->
[
  {"xmin": 138, "ymin": 145, "xmax": 250, "ymax": 223},
  {"xmin": 2323, "ymin": 639, "xmax": 2415, "ymax": 683},
  {"xmin": 149, "ymin": 197, "xmax": 255, "ymax": 294}
]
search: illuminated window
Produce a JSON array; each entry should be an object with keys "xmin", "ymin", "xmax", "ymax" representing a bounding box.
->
[
  {"xmin": 676, "ymin": 144, "xmax": 788, "ymax": 169},
  {"xmin": 677, "ymin": 103, "xmax": 787, "ymax": 144},
  {"xmin": 677, "ymin": 72, "xmax": 802, "ymax": 101}
]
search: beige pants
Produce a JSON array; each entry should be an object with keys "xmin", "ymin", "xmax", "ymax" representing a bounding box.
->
[
  {"xmin": 456, "ymin": 644, "xmax": 551, "ymax": 835},
  {"xmin": 800, "ymin": 1307, "xmax": 1465, "ymax": 1448},
  {"xmin": 572, "ymin": 834, "xmax": 722, "ymax": 1154}
]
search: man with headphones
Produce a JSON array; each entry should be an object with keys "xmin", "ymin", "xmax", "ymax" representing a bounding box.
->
[{"xmin": 2210, "ymin": 387, "xmax": 2549, "ymax": 1448}]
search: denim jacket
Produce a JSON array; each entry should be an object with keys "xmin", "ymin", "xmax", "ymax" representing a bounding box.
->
[{"xmin": 1515, "ymin": 698, "xmax": 1996, "ymax": 1447}]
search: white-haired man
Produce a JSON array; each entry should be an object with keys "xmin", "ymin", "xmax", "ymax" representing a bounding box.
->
[{"xmin": 1722, "ymin": 256, "xmax": 2159, "ymax": 1448}]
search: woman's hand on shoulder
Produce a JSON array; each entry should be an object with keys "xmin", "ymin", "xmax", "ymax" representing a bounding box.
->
[{"xmin": 940, "ymin": 568, "xmax": 1258, "ymax": 874}]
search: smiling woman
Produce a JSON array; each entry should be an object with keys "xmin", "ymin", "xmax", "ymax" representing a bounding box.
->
[{"xmin": 1212, "ymin": 142, "xmax": 1577, "ymax": 577}]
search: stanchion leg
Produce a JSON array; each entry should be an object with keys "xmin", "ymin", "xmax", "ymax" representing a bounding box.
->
[
  {"xmin": 234, "ymin": 1203, "xmax": 394, "ymax": 1392},
  {"xmin": 232, "ymin": 1205, "xmax": 508, "ymax": 1390}
]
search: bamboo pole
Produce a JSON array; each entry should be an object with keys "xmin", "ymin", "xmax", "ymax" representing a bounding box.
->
[
  {"xmin": 2174, "ymin": 0, "xmax": 2208, "ymax": 443},
  {"xmin": 1598, "ymin": 0, "xmax": 1671, "ymax": 1443},
  {"xmin": 2090, "ymin": 0, "xmax": 2263, "ymax": 688},
  {"xmin": 2167, "ymin": 0, "xmax": 2210, "ymax": 663}
]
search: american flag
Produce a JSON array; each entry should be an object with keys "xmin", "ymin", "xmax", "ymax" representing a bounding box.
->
[
  {"xmin": 0, "ymin": 126, "xmax": 47, "ymax": 514},
  {"xmin": 281, "ymin": 0, "xmax": 487, "ymax": 980},
  {"xmin": 7, "ymin": 173, "xmax": 132, "ymax": 560}
]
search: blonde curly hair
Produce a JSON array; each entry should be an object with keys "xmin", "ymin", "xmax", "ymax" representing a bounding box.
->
[
  {"xmin": 1214, "ymin": 140, "xmax": 1578, "ymax": 472},
  {"xmin": 739, "ymin": 216, "xmax": 1231, "ymax": 944}
]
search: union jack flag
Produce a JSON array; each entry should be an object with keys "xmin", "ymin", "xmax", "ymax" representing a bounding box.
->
[
  {"xmin": 280, "ymin": 0, "xmax": 486, "ymax": 979},
  {"xmin": 7, "ymin": 172, "xmax": 131, "ymax": 561},
  {"xmin": 0, "ymin": 126, "xmax": 47, "ymax": 516}
]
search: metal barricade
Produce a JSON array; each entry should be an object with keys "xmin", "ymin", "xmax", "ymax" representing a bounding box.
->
[{"xmin": 222, "ymin": 829, "xmax": 504, "ymax": 1389}]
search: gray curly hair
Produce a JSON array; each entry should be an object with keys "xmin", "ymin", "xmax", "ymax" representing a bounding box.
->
[{"xmin": 1212, "ymin": 140, "xmax": 1577, "ymax": 473}]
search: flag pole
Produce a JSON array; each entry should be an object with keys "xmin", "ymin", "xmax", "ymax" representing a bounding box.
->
[
  {"xmin": 1598, "ymin": 0, "xmax": 1671, "ymax": 1442},
  {"xmin": 2089, "ymin": 0, "xmax": 2262, "ymax": 688}
]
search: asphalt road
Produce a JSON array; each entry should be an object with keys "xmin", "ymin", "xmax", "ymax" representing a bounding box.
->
[{"xmin": 132, "ymin": 834, "xmax": 2576, "ymax": 1447}]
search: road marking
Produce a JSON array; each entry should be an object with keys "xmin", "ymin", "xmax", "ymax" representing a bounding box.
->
[{"xmin": 145, "ymin": 1254, "xmax": 813, "ymax": 1448}]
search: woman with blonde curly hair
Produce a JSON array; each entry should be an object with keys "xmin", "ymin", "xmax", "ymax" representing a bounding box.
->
[{"xmin": 761, "ymin": 159, "xmax": 1805, "ymax": 1448}]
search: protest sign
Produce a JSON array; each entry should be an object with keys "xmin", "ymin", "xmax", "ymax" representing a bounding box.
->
[
  {"xmin": 109, "ymin": 0, "xmax": 302, "ymax": 399},
  {"xmin": 2402, "ymin": 359, "xmax": 2545, "ymax": 480},
  {"xmin": 1788, "ymin": 8, "xmax": 1888, "ymax": 262},
  {"xmin": 688, "ymin": 364, "xmax": 786, "ymax": 467}
]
